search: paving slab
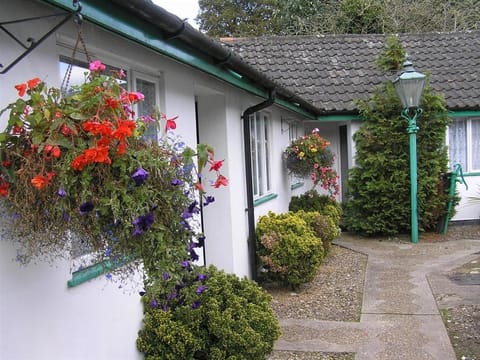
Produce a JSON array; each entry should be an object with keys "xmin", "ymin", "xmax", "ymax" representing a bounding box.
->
[{"xmin": 273, "ymin": 236, "xmax": 480, "ymax": 359}]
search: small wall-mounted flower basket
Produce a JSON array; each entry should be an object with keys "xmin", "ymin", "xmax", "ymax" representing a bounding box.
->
[{"xmin": 284, "ymin": 129, "xmax": 339, "ymax": 197}]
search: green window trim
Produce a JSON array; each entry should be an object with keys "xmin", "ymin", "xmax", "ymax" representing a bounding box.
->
[
  {"xmin": 67, "ymin": 256, "xmax": 131, "ymax": 288},
  {"xmin": 253, "ymin": 193, "xmax": 278, "ymax": 207},
  {"xmin": 290, "ymin": 182, "xmax": 304, "ymax": 190}
]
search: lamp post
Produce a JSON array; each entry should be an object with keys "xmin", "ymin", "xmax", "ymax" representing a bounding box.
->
[{"xmin": 393, "ymin": 59, "xmax": 426, "ymax": 244}]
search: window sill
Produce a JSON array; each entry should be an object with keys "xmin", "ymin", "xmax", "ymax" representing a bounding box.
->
[
  {"xmin": 291, "ymin": 182, "xmax": 304, "ymax": 190},
  {"xmin": 254, "ymin": 193, "xmax": 278, "ymax": 207},
  {"xmin": 67, "ymin": 257, "xmax": 130, "ymax": 288}
]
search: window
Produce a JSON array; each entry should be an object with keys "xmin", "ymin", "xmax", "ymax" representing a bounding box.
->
[
  {"xmin": 132, "ymin": 72, "xmax": 161, "ymax": 142},
  {"xmin": 448, "ymin": 117, "xmax": 480, "ymax": 172},
  {"xmin": 250, "ymin": 111, "xmax": 271, "ymax": 198},
  {"xmin": 288, "ymin": 122, "xmax": 303, "ymax": 187},
  {"xmin": 59, "ymin": 57, "xmax": 162, "ymax": 285}
]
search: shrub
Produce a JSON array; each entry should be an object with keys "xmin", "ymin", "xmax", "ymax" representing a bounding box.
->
[
  {"xmin": 342, "ymin": 37, "xmax": 451, "ymax": 236},
  {"xmin": 289, "ymin": 189, "xmax": 342, "ymax": 224},
  {"xmin": 137, "ymin": 265, "xmax": 280, "ymax": 360},
  {"xmin": 256, "ymin": 211, "xmax": 324, "ymax": 288},
  {"xmin": 295, "ymin": 210, "xmax": 340, "ymax": 253}
]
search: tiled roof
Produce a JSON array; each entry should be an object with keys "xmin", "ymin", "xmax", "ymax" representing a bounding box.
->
[{"xmin": 222, "ymin": 32, "xmax": 480, "ymax": 113}]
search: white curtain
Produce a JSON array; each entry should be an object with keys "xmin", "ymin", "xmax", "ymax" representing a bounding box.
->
[{"xmin": 449, "ymin": 118, "xmax": 467, "ymax": 170}]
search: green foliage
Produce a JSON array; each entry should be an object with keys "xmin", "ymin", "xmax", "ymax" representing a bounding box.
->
[
  {"xmin": 256, "ymin": 211, "xmax": 324, "ymax": 288},
  {"xmin": 376, "ymin": 35, "xmax": 406, "ymax": 71},
  {"xmin": 343, "ymin": 69, "xmax": 451, "ymax": 235},
  {"xmin": 295, "ymin": 210, "xmax": 340, "ymax": 253},
  {"xmin": 197, "ymin": 0, "xmax": 280, "ymax": 37},
  {"xmin": 137, "ymin": 265, "xmax": 280, "ymax": 360},
  {"xmin": 334, "ymin": 0, "xmax": 386, "ymax": 34},
  {"xmin": 289, "ymin": 189, "xmax": 342, "ymax": 224},
  {"xmin": 201, "ymin": 0, "xmax": 480, "ymax": 36}
]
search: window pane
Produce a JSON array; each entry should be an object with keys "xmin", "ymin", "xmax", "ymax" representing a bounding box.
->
[
  {"xmin": 449, "ymin": 119, "xmax": 467, "ymax": 170},
  {"xmin": 264, "ymin": 114, "xmax": 271, "ymax": 192},
  {"xmin": 250, "ymin": 115, "xmax": 259, "ymax": 196},
  {"xmin": 256, "ymin": 113, "xmax": 264, "ymax": 196},
  {"xmin": 471, "ymin": 119, "xmax": 480, "ymax": 171},
  {"xmin": 136, "ymin": 78, "xmax": 158, "ymax": 141}
]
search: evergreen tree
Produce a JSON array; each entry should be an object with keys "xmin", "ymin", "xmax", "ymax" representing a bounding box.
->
[{"xmin": 343, "ymin": 36, "xmax": 451, "ymax": 236}]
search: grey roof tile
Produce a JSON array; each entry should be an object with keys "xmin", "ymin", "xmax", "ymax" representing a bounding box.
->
[{"xmin": 223, "ymin": 32, "xmax": 480, "ymax": 113}]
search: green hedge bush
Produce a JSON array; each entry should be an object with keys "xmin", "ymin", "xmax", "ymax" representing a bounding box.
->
[
  {"xmin": 137, "ymin": 265, "xmax": 280, "ymax": 360},
  {"xmin": 295, "ymin": 210, "xmax": 340, "ymax": 253},
  {"xmin": 256, "ymin": 211, "xmax": 324, "ymax": 288},
  {"xmin": 289, "ymin": 189, "xmax": 342, "ymax": 224}
]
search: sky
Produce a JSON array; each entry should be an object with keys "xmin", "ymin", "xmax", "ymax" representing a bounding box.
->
[{"xmin": 152, "ymin": 0, "xmax": 200, "ymax": 28}]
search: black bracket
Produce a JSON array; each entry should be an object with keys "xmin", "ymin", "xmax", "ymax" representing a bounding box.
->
[{"xmin": 0, "ymin": 1, "xmax": 82, "ymax": 74}]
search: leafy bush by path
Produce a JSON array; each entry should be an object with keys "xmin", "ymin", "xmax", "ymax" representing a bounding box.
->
[
  {"xmin": 295, "ymin": 210, "xmax": 340, "ymax": 253},
  {"xmin": 256, "ymin": 211, "xmax": 324, "ymax": 288},
  {"xmin": 137, "ymin": 265, "xmax": 280, "ymax": 360},
  {"xmin": 289, "ymin": 189, "xmax": 342, "ymax": 224}
]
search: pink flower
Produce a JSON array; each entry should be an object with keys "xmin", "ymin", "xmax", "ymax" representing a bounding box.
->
[
  {"xmin": 209, "ymin": 160, "xmax": 224, "ymax": 172},
  {"xmin": 89, "ymin": 60, "xmax": 106, "ymax": 72},
  {"xmin": 165, "ymin": 116, "xmax": 178, "ymax": 131},
  {"xmin": 213, "ymin": 175, "xmax": 228, "ymax": 188}
]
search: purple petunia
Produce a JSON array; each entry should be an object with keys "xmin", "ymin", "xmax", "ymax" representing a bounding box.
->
[
  {"xmin": 195, "ymin": 285, "xmax": 208, "ymax": 294},
  {"xmin": 149, "ymin": 298, "xmax": 159, "ymax": 309},
  {"xmin": 191, "ymin": 301, "xmax": 201, "ymax": 309},
  {"xmin": 163, "ymin": 272, "xmax": 170, "ymax": 281},
  {"xmin": 58, "ymin": 187, "xmax": 67, "ymax": 197},
  {"xmin": 196, "ymin": 274, "xmax": 208, "ymax": 282},
  {"xmin": 203, "ymin": 196, "xmax": 215, "ymax": 206},
  {"xmin": 131, "ymin": 167, "xmax": 149, "ymax": 186},
  {"xmin": 189, "ymin": 249, "xmax": 199, "ymax": 261},
  {"xmin": 132, "ymin": 212, "xmax": 154, "ymax": 235},
  {"xmin": 79, "ymin": 201, "xmax": 94, "ymax": 214},
  {"xmin": 171, "ymin": 178, "xmax": 183, "ymax": 186}
]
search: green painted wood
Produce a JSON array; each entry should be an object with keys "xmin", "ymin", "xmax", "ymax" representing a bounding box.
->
[{"xmin": 253, "ymin": 193, "xmax": 278, "ymax": 207}]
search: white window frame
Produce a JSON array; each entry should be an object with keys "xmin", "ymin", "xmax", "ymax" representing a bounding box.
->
[
  {"xmin": 131, "ymin": 71, "xmax": 163, "ymax": 141},
  {"xmin": 250, "ymin": 111, "xmax": 272, "ymax": 199},
  {"xmin": 288, "ymin": 121, "xmax": 304, "ymax": 187},
  {"xmin": 448, "ymin": 117, "xmax": 480, "ymax": 173}
]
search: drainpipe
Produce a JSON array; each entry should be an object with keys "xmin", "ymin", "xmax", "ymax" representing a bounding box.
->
[{"xmin": 242, "ymin": 89, "xmax": 276, "ymax": 280}]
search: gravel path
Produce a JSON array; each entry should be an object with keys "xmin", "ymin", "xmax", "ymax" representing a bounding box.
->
[{"xmin": 266, "ymin": 245, "xmax": 366, "ymax": 360}]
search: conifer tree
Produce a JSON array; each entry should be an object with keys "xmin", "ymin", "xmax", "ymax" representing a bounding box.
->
[{"xmin": 343, "ymin": 36, "xmax": 451, "ymax": 235}]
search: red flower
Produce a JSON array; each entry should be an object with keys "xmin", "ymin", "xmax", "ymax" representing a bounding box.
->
[
  {"xmin": 83, "ymin": 120, "xmax": 113, "ymax": 137},
  {"xmin": 71, "ymin": 156, "xmax": 87, "ymax": 171},
  {"xmin": 209, "ymin": 160, "xmax": 224, "ymax": 172},
  {"xmin": 51, "ymin": 146, "xmax": 61, "ymax": 158},
  {"xmin": 84, "ymin": 146, "xmax": 111, "ymax": 164},
  {"xmin": 213, "ymin": 175, "xmax": 229, "ymax": 188},
  {"xmin": 27, "ymin": 77, "xmax": 41, "ymax": 89},
  {"xmin": 1, "ymin": 160, "xmax": 11, "ymax": 168},
  {"xmin": 112, "ymin": 120, "xmax": 136, "ymax": 140},
  {"xmin": 31, "ymin": 173, "xmax": 55, "ymax": 189},
  {"xmin": 195, "ymin": 182, "xmax": 205, "ymax": 193},
  {"xmin": 127, "ymin": 92, "xmax": 144, "ymax": 102},
  {"xmin": 15, "ymin": 83, "xmax": 27, "ymax": 97},
  {"xmin": 165, "ymin": 116, "xmax": 178, "ymax": 131},
  {"xmin": 0, "ymin": 178, "xmax": 9, "ymax": 197}
]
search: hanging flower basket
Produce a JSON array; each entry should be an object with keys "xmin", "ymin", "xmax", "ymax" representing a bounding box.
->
[
  {"xmin": 0, "ymin": 61, "xmax": 227, "ymax": 278},
  {"xmin": 284, "ymin": 129, "xmax": 339, "ymax": 196}
]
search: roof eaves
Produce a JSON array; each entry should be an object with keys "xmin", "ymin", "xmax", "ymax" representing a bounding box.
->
[{"xmin": 39, "ymin": 0, "xmax": 322, "ymax": 119}]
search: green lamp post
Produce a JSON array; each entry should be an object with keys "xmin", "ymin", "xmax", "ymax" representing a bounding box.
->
[{"xmin": 393, "ymin": 59, "xmax": 426, "ymax": 244}]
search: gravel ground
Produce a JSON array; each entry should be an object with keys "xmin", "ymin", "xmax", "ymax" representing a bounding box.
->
[
  {"xmin": 265, "ymin": 225, "xmax": 480, "ymax": 360},
  {"xmin": 266, "ymin": 244, "xmax": 366, "ymax": 360}
]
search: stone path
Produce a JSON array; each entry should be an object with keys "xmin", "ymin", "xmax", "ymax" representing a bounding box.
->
[{"xmin": 274, "ymin": 236, "xmax": 480, "ymax": 359}]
